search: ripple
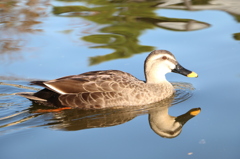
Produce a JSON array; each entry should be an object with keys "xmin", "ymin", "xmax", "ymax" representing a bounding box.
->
[
  {"xmin": 172, "ymin": 82, "xmax": 195, "ymax": 105},
  {"xmin": 59, "ymin": 11, "xmax": 100, "ymax": 16}
]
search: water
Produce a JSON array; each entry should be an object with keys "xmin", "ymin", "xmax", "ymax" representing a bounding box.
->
[{"xmin": 0, "ymin": 0, "xmax": 240, "ymax": 158}]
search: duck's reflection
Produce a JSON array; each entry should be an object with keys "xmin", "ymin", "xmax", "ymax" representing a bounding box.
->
[
  {"xmin": 149, "ymin": 105, "xmax": 200, "ymax": 138},
  {"xmin": 33, "ymin": 96, "xmax": 200, "ymax": 138}
]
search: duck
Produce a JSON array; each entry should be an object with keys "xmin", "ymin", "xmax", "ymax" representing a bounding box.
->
[{"xmin": 16, "ymin": 50, "xmax": 198, "ymax": 109}]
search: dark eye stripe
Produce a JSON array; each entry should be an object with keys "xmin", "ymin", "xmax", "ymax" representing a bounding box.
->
[
  {"xmin": 161, "ymin": 55, "xmax": 177, "ymax": 65},
  {"xmin": 168, "ymin": 58, "xmax": 177, "ymax": 65}
]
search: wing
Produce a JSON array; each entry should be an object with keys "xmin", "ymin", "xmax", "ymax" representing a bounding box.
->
[
  {"xmin": 58, "ymin": 92, "xmax": 123, "ymax": 109},
  {"xmin": 33, "ymin": 70, "xmax": 142, "ymax": 94}
]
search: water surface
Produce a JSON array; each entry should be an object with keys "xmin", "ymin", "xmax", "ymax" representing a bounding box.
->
[{"xmin": 0, "ymin": 0, "xmax": 240, "ymax": 159}]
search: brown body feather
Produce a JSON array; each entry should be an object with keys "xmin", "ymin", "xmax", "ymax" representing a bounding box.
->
[{"xmin": 17, "ymin": 70, "xmax": 174, "ymax": 109}]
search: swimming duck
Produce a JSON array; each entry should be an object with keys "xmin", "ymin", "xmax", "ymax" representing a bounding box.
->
[{"xmin": 16, "ymin": 50, "xmax": 198, "ymax": 109}]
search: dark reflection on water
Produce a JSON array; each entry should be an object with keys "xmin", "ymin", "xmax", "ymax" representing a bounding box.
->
[
  {"xmin": 233, "ymin": 32, "xmax": 240, "ymax": 40},
  {"xmin": 0, "ymin": 0, "xmax": 49, "ymax": 57},
  {"xmin": 53, "ymin": 0, "xmax": 210, "ymax": 65},
  {"xmin": 0, "ymin": 0, "xmax": 239, "ymax": 66},
  {"xmin": 2, "ymin": 0, "xmax": 239, "ymax": 66},
  {"xmin": 0, "ymin": 81, "xmax": 200, "ymax": 138}
]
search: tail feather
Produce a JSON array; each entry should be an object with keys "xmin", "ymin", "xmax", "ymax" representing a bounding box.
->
[
  {"xmin": 30, "ymin": 81, "xmax": 46, "ymax": 87},
  {"xmin": 16, "ymin": 90, "xmax": 64, "ymax": 108},
  {"xmin": 15, "ymin": 92, "xmax": 47, "ymax": 101}
]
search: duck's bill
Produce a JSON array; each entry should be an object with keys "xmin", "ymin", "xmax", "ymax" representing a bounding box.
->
[
  {"xmin": 172, "ymin": 63, "xmax": 198, "ymax": 78},
  {"xmin": 175, "ymin": 108, "xmax": 201, "ymax": 126}
]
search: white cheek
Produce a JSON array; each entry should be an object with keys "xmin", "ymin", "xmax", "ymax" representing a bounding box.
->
[{"xmin": 166, "ymin": 61, "xmax": 176, "ymax": 70}]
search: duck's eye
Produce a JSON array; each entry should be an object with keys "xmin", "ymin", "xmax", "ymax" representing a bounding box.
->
[{"xmin": 162, "ymin": 56, "xmax": 167, "ymax": 60}]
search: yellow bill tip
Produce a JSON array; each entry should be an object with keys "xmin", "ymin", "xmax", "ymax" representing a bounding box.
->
[
  {"xmin": 190, "ymin": 109, "xmax": 201, "ymax": 116},
  {"xmin": 187, "ymin": 71, "xmax": 198, "ymax": 78}
]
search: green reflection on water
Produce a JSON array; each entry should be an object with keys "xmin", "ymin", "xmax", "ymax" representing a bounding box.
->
[
  {"xmin": 53, "ymin": 0, "xmax": 209, "ymax": 65},
  {"xmin": 233, "ymin": 32, "xmax": 240, "ymax": 40}
]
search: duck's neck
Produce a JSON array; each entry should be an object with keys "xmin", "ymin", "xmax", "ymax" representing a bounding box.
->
[
  {"xmin": 144, "ymin": 62, "xmax": 171, "ymax": 84},
  {"xmin": 145, "ymin": 71, "xmax": 169, "ymax": 84},
  {"xmin": 149, "ymin": 106, "xmax": 182, "ymax": 138}
]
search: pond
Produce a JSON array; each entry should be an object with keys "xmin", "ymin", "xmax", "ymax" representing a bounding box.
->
[{"xmin": 0, "ymin": 0, "xmax": 240, "ymax": 158}]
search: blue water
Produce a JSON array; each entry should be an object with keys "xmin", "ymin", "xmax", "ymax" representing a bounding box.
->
[{"xmin": 0, "ymin": 0, "xmax": 240, "ymax": 159}]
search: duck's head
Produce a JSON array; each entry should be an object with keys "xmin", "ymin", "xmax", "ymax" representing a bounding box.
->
[
  {"xmin": 149, "ymin": 107, "xmax": 201, "ymax": 138},
  {"xmin": 144, "ymin": 50, "xmax": 198, "ymax": 83}
]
